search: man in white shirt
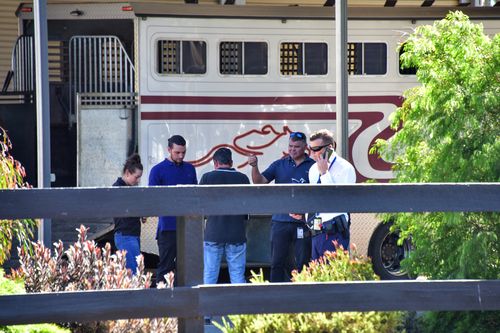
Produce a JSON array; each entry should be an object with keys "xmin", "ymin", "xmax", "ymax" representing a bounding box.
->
[{"xmin": 307, "ymin": 129, "xmax": 356, "ymax": 260}]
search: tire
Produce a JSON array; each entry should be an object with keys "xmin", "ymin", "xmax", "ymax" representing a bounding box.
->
[{"xmin": 368, "ymin": 221, "xmax": 411, "ymax": 280}]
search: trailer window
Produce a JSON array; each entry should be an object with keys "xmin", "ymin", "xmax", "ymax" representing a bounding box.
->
[
  {"xmin": 157, "ymin": 40, "xmax": 206, "ymax": 75},
  {"xmin": 219, "ymin": 42, "xmax": 267, "ymax": 75},
  {"xmin": 399, "ymin": 44, "xmax": 417, "ymax": 75},
  {"xmin": 348, "ymin": 42, "xmax": 387, "ymax": 75},
  {"xmin": 280, "ymin": 42, "xmax": 327, "ymax": 76}
]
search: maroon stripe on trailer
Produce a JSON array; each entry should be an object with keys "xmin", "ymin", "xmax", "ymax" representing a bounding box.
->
[
  {"xmin": 140, "ymin": 95, "xmax": 404, "ymax": 120},
  {"xmin": 141, "ymin": 111, "xmax": 338, "ymax": 120},
  {"xmin": 141, "ymin": 95, "xmax": 335, "ymax": 105},
  {"xmin": 140, "ymin": 95, "xmax": 403, "ymax": 106}
]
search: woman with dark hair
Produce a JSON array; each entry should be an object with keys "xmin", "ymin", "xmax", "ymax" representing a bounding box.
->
[{"xmin": 113, "ymin": 153, "xmax": 143, "ymax": 273}]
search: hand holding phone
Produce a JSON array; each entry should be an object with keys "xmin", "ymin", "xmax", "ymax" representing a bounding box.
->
[
  {"xmin": 322, "ymin": 147, "xmax": 333, "ymax": 160},
  {"xmin": 317, "ymin": 146, "xmax": 332, "ymax": 175}
]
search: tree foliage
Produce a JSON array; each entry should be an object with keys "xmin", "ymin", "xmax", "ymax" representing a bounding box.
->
[
  {"xmin": 374, "ymin": 10, "xmax": 499, "ymax": 279},
  {"xmin": 373, "ymin": 11, "xmax": 499, "ymax": 333},
  {"xmin": 0, "ymin": 127, "xmax": 36, "ymax": 265}
]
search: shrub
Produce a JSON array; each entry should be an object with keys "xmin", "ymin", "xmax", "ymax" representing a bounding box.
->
[
  {"xmin": 216, "ymin": 244, "xmax": 404, "ymax": 333},
  {"xmin": 0, "ymin": 269, "xmax": 70, "ymax": 333},
  {"xmin": 0, "ymin": 126, "xmax": 36, "ymax": 265},
  {"xmin": 372, "ymin": 12, "xmax": 500, "ymax": 332},
  {"xmin": 14, "ymin": 225, "xmax": 176, "ymax": 333}
]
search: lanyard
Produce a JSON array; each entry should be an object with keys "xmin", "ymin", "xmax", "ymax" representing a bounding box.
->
[
  {"xmin": 315, "ymin": 156, "xmax": 337, "ymax": 218},
  {"xmin": 317, "ymin": 156, "xmax": 336, "ymax": 184}
]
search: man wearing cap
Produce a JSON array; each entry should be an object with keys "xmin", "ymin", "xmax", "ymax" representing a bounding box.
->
[
  {"xmin": 248, "ymin": 132, "xmax": 315, "ymax": 282},
  {"xmin": 200, "ymin": 148, "xmax": 250, "ymax": 285},
  {"xmin": 149, "ymin": 135, "xmax": 197, "ymax": 285}
]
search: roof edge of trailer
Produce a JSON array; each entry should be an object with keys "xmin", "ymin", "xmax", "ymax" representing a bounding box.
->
[{"xmin": 130, "ymin": 3, "xmax": 500, "ymax": 20}]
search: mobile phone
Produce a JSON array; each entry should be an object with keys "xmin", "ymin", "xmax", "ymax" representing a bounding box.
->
[{"xmin": 322, "ymin": 147, "xmax": 333, "ymax": 160}]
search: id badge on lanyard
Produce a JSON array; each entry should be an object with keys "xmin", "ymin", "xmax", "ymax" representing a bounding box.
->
[{"xmin": 297, "ymin": 227, "xmax": 304, "ymax": 239}]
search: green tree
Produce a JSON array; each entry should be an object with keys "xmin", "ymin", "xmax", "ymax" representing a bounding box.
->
[
  {"xmin": 373, "ymin": 11, "xmax": 499, "ymax": 332},
  {"xmin": 0, "ymin": 127, "xmax": 36, "ymax": 265}
]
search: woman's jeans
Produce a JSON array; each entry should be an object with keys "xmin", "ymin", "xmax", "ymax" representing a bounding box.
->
[
  {"xmin": 204, "ymin": 241, "xmax": 246, "ymax": 284},
  {"xmin": 114, "ymin": 232, "xmax": 141, "ymax": 273}
]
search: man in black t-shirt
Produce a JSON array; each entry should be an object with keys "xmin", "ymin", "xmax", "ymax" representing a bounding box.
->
[{"xmin": 199, "ymin": 148, "xmax": 250, "ymax": 284}]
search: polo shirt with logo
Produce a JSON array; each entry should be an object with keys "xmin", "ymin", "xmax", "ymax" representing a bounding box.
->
[{"xmin": 262, "ymin": 155, "xmax": 315, "ymax": 222}]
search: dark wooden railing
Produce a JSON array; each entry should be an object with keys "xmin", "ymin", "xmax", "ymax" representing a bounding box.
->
[{"xmin": 0, "ymin": 183, "xmax": 499, "ymax": 332}]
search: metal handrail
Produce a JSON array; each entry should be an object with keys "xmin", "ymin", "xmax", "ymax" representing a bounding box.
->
[
  {"xmin": 69, "ymin": 36, "xmax": 136, "ymax": 116},
  {"xmin": 10, "ymin": 35, "xmax": 35, "ymax": 93}
]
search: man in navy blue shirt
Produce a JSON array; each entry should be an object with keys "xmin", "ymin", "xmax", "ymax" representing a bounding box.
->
[
  {"xmin": 248, "ymin": 132, "xmax": 315, "ymax": 282},
  {"xmin": 149, "ymin": 135, "xmax": 197, "ymax": 284},
  {"xmin": 200, "ymin": 148, "xmax": 250, "ymax": 285}
]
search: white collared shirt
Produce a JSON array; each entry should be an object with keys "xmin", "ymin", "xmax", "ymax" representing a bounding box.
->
[{"xmin": 307, "ymin": 152, "xmax": 356, "ymax": 221}]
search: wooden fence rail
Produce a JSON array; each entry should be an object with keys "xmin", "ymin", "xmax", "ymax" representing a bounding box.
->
[
  {"xmin": 1, "ymin": 280, "xmax": 499, "ymax": 326},
  {"xmin": 1, "ymin": 183, "xmax": 499, "ymax": 332},
  {"xmin": 0, "ymin": 183, "xmax": 499, "ymax": 219}
]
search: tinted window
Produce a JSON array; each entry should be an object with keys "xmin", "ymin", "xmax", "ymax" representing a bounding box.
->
[
  {"xmin": 348, "ymin": 42, "xmax": 387, "ymax": 75},
  {"xmin": 157, "ymin": 40, "xmax": 206, "ymax": 75},
  {"xmin": 364, "ymin": 43, "xmax": 386, "ymax": 75},
  {"xmin": 220, "ymin": 41, "xmax": 267, "ymax": 75},
  {"xmin": 245, "ymin": 42, "xmax": 268, "ymax": 75},
  {"xmin": 280, "ymin": 42, "xmax": 327, "ymax": 75},
  {"xmin": 305, "ymin": 43, "xmax": 328, "ymax": 75},
  {"xmin": 182, "ymin": 41, "xmax": 206, "ymax": 74}
]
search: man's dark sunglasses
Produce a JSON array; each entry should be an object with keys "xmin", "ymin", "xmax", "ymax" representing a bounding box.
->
[
  {"xmin": 290, "ymin": 132, "xmax": 306, "ymax": 140},
  {"xmin": 309, "ymin": 144, "xmax": 330, "ymax": 152}
]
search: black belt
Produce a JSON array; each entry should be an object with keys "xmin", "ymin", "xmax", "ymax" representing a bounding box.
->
[
  {"xmin": 312, "ymin": 215, "xmax": 350, "ymax": 237},
  {"xmin": 272, "ymin": 220, "xmax": 313, "ymax": 237}
]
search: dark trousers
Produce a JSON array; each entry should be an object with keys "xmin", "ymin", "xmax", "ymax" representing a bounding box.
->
[
  {"xmin": 270, "ymin": 221, "xmax": 311, "ymax": 282},
  {"xmin": 311, "ymin": 230, "xmax": 349, "ymax": 260},
  {"xmin": 157, "ymin": 230, "xmax": 176, "ymax": 284}
]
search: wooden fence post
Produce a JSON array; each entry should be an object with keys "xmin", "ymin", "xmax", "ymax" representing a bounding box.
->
[{"xmin": 177, "ymin": 215, "xmax": 204, "ymax": 333}]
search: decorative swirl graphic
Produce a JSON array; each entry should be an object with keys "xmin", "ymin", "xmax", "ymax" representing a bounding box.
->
[{"xmin": 188, "ymin": 124, "xmax": 294, "ymax": 169}]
